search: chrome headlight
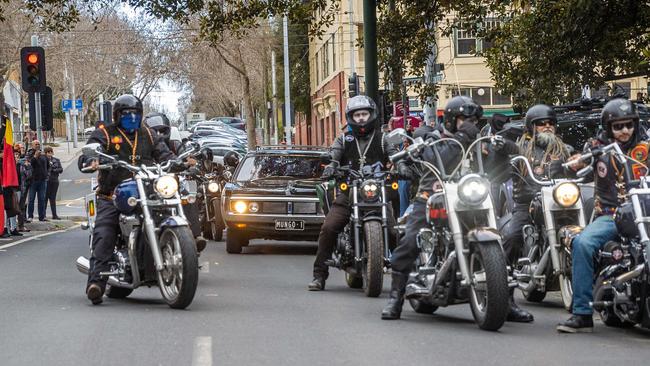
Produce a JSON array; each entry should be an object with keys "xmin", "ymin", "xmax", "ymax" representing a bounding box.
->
[
  {"xmin": 553, "ymin": 182, "xmax": 580, "ymax": 208},
  {"xmin": 360, "ymin": 179, "xmax": 380, "ymax": 202},
  {"xmin": 232, "ymin": 200, "xmax": 248, "ymax": 214},
  {"xmin": 207, "ymin": 182, "xmax": 220, "ymax": 193},
  {"xmin": 458, "ymin": 174, "xmax": 489, "ymax": 207},
  {"xmin": 155, "ymin": 175, "xmax": 179, "ymax": 199}
]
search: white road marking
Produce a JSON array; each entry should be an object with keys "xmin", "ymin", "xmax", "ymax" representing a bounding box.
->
[
  {"xmin": 200, "ymin": 261, "xmax": 210, "ymax": 273},
  {"xmin": 191, "ymin": 336, "xmax": 213, "ymax": 366},
  {"xmin": 0, "ymin": 229, "xmax": 69, "ymax": 251}
]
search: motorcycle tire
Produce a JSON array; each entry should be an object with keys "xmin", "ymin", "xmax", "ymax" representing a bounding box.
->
[
  {"xmin": 105, "ymin": 285, "xmax": 133, "ymax": 299},
  {"xmin": 202, "ymin": 219, "xmax": 214, "ymax": 240},
  {"xmin": 226, "ymin": 229, "xmax": 248, "ymax": 254},
  {"xmin": 212, "ymin": 200, "xmax": 225, "ymax": 242},
  {"xmin": 524, "ymin": 288, "xmax": 546, "ymax": 303},
  {"xmin": 409, "ymin": 298, "xmax": 438, "ymax": 314},
  {"xmin": 345, "ymin": 272, "xmax": 363, "ymax": 289},
  {"xmin": 600, "ymin": 309, "xmax": 636, "ymax": 328},
  {"xmin": 157, "ymin": 226, "xmax": 199, "ymax": 309},
  {"xmin": 363, "ymin": 221, "xmax": 384, "ymax": 297},
  {"xmin": 558, "ymin": 248, "xmax": 573, "ymax": 312},
  {"xmin": 468, "ymin": 242, "xmax": 509, "ymax": 331}
]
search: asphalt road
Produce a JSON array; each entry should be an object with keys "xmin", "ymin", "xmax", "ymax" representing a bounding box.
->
[
  {"xmin": 55, "ymin": 161, "xmax": 94, "ymax": 218},
  {"xmin": 1, "ymin": 229, "xmax": 650, "ymax": 366}
]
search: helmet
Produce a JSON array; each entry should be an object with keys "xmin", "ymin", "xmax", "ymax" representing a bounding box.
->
[
  {"xmin": 345, "ymin": 95, "xmax": 378, "ymax": 137},
  {"xmin": 443, "ymin": 96, "xmax": 483, "ymax": 132},
  {"xmin": 113, "ymin": 94, "xmax": 143, "ymax": 133},
  {"xmin": 144, "ymin": 112, "xmax": 171, "ymax": 136},
  {"xmin": 224, "ymin": 151, "xmax": 240, "ymax": 167},
  {"xmin": 601, "ymin": 98, "xmax": 639, "ymax": 139},
  {"xmin": 525, "ymin": 104, "xmax": 557, "ymax": 133}
]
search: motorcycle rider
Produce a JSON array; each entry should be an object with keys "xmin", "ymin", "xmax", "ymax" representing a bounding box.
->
[
  {"xmin": 78, "ymin": 94, "xmax": 195, "ymax": 305},
  {"xmin": 308, "ymin": 95, "xmax": 406, "ymax": 291},
  {"xmin": 499, "ymin": 104, "xmax": 576, "ymax": 322},
  {"xmin": 381, "ymin": 95, "xmax": 482, "ymax": 319},
  {"xmin": 557, "ymin": 98, "xmax": 648, "ymax": 333}
]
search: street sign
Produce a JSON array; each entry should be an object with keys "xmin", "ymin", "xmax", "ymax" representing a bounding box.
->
[
  {"xmin": 75, "ymin": 99, "xmax": 82, "ymax": 109},
  {"xmin": 186, "ymin": 113, "xmax": 206, "ymax": 129},
  {"xmin": 61, "ymin": 99, "xmax": 72, "ymax": 112}
]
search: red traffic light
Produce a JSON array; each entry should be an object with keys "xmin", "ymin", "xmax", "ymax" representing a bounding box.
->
[{"xmin": 26, "ymin": 53, "xmax": 39, "ymax": 64}]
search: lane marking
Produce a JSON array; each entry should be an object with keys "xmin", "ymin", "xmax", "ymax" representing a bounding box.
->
[
  {"xmin": 0, "ymin": 228, "xmax": 72, "ymax": 251},
  {"xmin": 191, "ymin": 336, "xmax": 213, "ymax": 366},
  {"xmin": 200, "ymin": 261, "xmax": 210, "ymax": 273}
]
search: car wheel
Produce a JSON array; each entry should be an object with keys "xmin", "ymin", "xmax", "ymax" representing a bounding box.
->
[{"xmin": 226, "ymin": 229, "xmax": 248, "ymax": 254}]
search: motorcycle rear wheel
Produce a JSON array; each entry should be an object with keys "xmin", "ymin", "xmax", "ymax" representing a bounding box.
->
[
  {"xmin": 363, "ymin": 221, "xmax": 384, "ymax": 297},
  {"xmin": 157, "ymin": 226, "xmax": 199, "ymax": 309},
  {"xmin": 468, "ymin": 242, "xmax": 509, "ymax": 331}
]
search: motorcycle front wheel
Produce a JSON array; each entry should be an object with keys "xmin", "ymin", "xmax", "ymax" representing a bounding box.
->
[
  {"xmin": 363, "ymin": 221, "xmax": 384, "ymax": 297},
  {"xmin": 157, "ymin": 226, "xmax": 199, "ymax": 309},
  {"xmin": 468, "ymin": 242, "xmax": 509, "ymax": 331},
  {"xmin": 558, "ymin": 247, "xmax": 573, "ymax": 312}
]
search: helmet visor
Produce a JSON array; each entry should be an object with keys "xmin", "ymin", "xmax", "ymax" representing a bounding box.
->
[
  {"xmin": 459, "ymin": 103, "xmax": 480, "ymax": 117},
  {"xmin": 145, "ymin": 115, "xmax": 166, "ymax": 128},
  {"xmin": 119, "ymin": 110, "xmax": 142, "ymax": 131}
]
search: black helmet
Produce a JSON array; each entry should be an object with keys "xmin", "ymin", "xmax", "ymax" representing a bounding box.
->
[
  {"xmin": 224, "ymin": 151, "xmax": 240, "ymax": 167},
  {"xmin": 443, "ymin": 96, "xmax": 483, "ymax": 132},
  {"xmin": 345, "ymin": 95, "xmax": 378, "ymax": 137},
  {"xmin": 112, "ymin": 94, "xmax": 143, "ymax": 133},
  {"xmin": 601, "ymin": 98, "xmax": 639, "ymax": 139},
  {"xmin": 525, "ymin": 104, "xmax": 557, "ymax": 133},
  {"xmin": 144, "ymin": 112, "xmax": 171, "ymax": 135}
]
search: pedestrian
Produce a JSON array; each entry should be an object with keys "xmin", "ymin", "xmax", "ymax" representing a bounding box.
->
[
  {"xmin": 15, "ymin": 143, "xmax": 32, "ymax": 231},
  {"xmin": 27, "ymin": 140, "xmax": 49, "ymax": 222},
  {"xmin": 44, "ymin": 146, "xmax": 62, "ymax": 220}
]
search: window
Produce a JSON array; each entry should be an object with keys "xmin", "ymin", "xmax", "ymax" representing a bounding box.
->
[
  {"xmin": 451, "ymin": 86, "xmax": 512, "ymax": 106},
  {"xmin": 451, "ymin": 87, "xmax": 471, "ymax": 97},
  {"xmin": 492, "ymin": 89, "xmax": 511, "ymax": 105},
  {"xmin": 472, "ymin": 87, "xmax": 491, "ymax": 105},
  {"xmin": 314, "ymin": 52, "xmax": 320, "ymax": 84},
  {"xmin": 322, "ymin": 40, "xmax": 329, "ymax": 81},
  {"xmin": 331, "ymin": 32, "xmax": 336, "ymax": 71},
  {"xmin": 455, "ymin": 19, "xmax": 501, "ymax": 57},
  {"xmin": 357, "ymin": 24, "xmax": 364, "ymax": 63},
  {"xmin": 408, "ymin": 97, "xmax": 419, "ymax": 109}
]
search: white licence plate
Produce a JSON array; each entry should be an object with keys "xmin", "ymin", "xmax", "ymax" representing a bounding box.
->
[{"xmin": 275, "ymin": 220, "xmax": 305, "ymax": 231}]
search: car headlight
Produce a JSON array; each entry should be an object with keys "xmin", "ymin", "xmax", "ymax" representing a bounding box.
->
[
  {"xmin": 458, "ymin": 174, "xmax": 489, "ymax": 206},
  {"xmin": 155, "ymin": 175, "xmax": 179, "ymax": 199},
  {"xmin": 232, "ymin": 200, "xmax": 247, "ymax": 214},
  {"xmin": 360, "ymin": 179, "xmax": 380, "ymax": 202},
  {"xmin": 249, "ymin": 202, "xmax": 259, "ymax": 213},
  {"xmin": 553, "ymin": 182, "xmax": 580, "ymax": 208},
  {"xmin": 207, "ymin": 182, "xmax": 220, "ymax": 193}
]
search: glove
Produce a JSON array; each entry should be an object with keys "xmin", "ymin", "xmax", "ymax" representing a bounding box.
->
[
  {"xmin": 322, "ymin": 165, "xmax": 336, "ymax": 179},
  {"xmin": 398, "ymin": 163, "xmax": 413, "ymax": 180},
  {"xmin": 491, "ymin": 135, "xmax": 505, "ymax": 151},
  {"xmin": 455, "ymin": 121, "xmax": 480, "ymax": 144}
]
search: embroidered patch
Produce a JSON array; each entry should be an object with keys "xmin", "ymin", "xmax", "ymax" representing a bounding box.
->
[
  {"xmin": 111, "ymin": 136, "xmax": 123, "ymax": 144},
  {"xmin": 115, "ymin": 144, "xmax": 120, "ymax": 151},
  {"xmin": 632, "ymin": 164, "xmax": 646, "ymax": 180},
  {"xmin": 344, "ymin": 135, "xmax": 355, "ymax": 142},
  {"xmin": 631, "ymin": 144, "xmax": 648, "ymax": 162},
  {"xmin": 533, "ymin": 165, "xmax": 544, "ymax": 176},
  {"xmin": 597, "ymin": 161, "xmax": 608, "ymax": 178}
]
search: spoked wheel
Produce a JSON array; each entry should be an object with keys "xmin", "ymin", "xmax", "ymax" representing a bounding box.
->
[
  {"xmin": 363, "ymin": 221, "xmax": 384, "ymax": 297},
  {"xmin": 468, "ymin": 242, "xmax": 509, "ymax": 331},
  {"xmin": 157, "ymin": 227, "xmax": 199, "ymax": 309},
  {"xmin": 558, "ymin": 246, "xmax": 574, "ymax": 312}
]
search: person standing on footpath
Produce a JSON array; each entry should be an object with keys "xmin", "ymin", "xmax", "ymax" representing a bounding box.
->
[
  {"xmin": 44, "ymin": 146, "xmax": 62, "ymax": 220},
  {"xmin": 27, "ymin": 140, "xmax": 49, "ymax": 222}
]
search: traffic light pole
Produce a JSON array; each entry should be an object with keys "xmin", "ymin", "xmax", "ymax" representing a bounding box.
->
[
  {"xmin": 31, "ymin": 36, "xmax": 43, "ymax": 143},
  {"xmin": 363, "ymin": 0, "xmax": 379, "ymax": 105}
]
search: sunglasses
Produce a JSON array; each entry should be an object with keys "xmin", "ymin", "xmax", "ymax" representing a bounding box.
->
[
  {"xmin": 534, "ymin": 120, "xmax": 555, "ymax": 127},
  {"xmin": 611, "ymin": 121, "xmax": 634, "ymax": 131}
]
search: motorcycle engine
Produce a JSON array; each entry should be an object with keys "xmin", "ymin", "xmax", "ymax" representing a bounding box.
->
[
  {"xmin": 115, "ymin": 249, "xmax": 132, "ymax": 283},
  {"xmin": 337, "ymin": 226, "xmax": 354, "ymax": 267}
]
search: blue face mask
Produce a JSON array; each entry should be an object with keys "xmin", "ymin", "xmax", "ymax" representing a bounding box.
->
[{"xmin": 119, "ymin": 112, "xmax": 142, "ymax": 133}]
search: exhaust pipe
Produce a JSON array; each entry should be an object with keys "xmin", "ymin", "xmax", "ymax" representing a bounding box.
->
[
  {"xmin": 613, "ymin": 264, "xmax": 644, "ymax": 287},
  {"xmin": 75, "ymin": 256, "xmax": 135, "ymax": 289}
]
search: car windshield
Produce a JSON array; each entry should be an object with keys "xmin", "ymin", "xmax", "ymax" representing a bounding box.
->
[{"xmin": 236, "ymin": 155, "xmax": 324, "ymax": 181}]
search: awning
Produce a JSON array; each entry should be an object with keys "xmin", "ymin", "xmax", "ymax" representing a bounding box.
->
[{"xmin": 482, "ymin": 108, "xmax": 518, "ymax": 118}]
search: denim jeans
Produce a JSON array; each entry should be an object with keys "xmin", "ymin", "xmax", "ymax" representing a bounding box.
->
[
  {"xmin": 28, "ymin": 180, "xmax": 47, "ymax": 220},
  {"xmin": 571, "ymin": 215, "xmax": 619, "ymax": 315},
  {"xmin": 398, "ymin": 180, "xmax": 411, "ymax": 217}
]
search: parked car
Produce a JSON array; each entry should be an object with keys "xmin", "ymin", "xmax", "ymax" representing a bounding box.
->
[
  {"xmin": 221, "ymin": 145, "xmax": 329, "ymax": 253},
  {"xmin": 210, "ymin": 117, "xmax": 246, "ymax": 131}
]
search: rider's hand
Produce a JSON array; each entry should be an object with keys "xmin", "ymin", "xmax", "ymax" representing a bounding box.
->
[
  {"xmin": 491, "ymin": 135, "xmax": 505, "ymax": 151},
  {"xmin": 186, "ymin": 157, "xmax": 197, "ymax": 167},
  {"xmin": 88, "ymin": 159, "xmax": 99, "ymax": 171},
  {"xmin": 322, "ymin": 165, "xmax": 336, "ymax": 179},
  {"xmin": 567, "ymin": 154, "xmax": 585, "ymax": 172}
]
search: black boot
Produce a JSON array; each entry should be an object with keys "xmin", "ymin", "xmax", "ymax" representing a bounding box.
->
[
  {"xmin": 556, "ymin": 314, "xmax": 593, "ymax": 333},
  {"xmin": 382, "ymin": 271, "xmax": 409, "ymax": 320},
  {"xmin": 308, "ymin": 277, "xmax": 326, "ymax": 291},
  {"xmin": 507, "ymin": 289, "xmax": 534, "ymax": 322}
]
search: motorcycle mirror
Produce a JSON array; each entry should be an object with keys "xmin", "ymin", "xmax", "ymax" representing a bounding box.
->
[
  {"xmin": 577, "ymin": 166, "xmax": 593, "ymax": 178},
  {"xmin": 82, "ymin": 143, "xmax": 101, "ymax": 158},
  {"xmin": 386, "ymin": 128, "xmax": 407, "ymax": 145}
]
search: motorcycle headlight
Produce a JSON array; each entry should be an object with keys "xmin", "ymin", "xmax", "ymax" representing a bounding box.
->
[
  {"xmin": 207, "ymin": 182, "xmax": 220, "ymax": 193},
  {"xmin": 232, "ymin": 200, "xmax": 247, "ymax": 214},
  {"xmin": 553, "ymin": 182, "xmax": 580, "ymax": 208},
  {"xmin": 155, "ymin": 175, "xmax": 179, "ymax": 199},
  {"xmin": 458, "ymin": 174, "xmax": 489, "ymax": 207},
  {"xmin": 360, "ymin": 179, "xmax": 380, "ymax": 202}
]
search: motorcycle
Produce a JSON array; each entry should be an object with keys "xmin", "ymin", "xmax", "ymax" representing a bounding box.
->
[
  {"xmin": 567, "ymin": 143, "xmax": 650, "ymax": 329},
  {"xmin": 509, "ymin": 155, "xmax": 588, "ymax": 310},
  {"xmin": 76, "ymin": 143, "xmax": 199, "ymax": 309},
  {"xmin": 320, "ymin": 163, "xmax": 398, "ymax": 297},
  {"xmin": 388, "ymin": 128, "xmax": 510, "ymax": 331}
]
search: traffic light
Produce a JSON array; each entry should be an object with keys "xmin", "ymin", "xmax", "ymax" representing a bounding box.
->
[
  {"xmin": 28, "ymin": 86, "xmax": 53, "ymax": 131},
  {"xmin": 20, "ymin": 46, "xmax": 47, "ymax": 93},
  {"xmin": 348, "ymin": 73, "xmax": 359, "ymax": 98}
]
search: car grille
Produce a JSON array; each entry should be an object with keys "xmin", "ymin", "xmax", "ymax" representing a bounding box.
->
[
  {"xmin": 258, "ymin": 201, "xmax": 320, "ymax": 214},
  {"xmin": 262, "ymin": 202, "xmax": 286, "ymax": 214}
]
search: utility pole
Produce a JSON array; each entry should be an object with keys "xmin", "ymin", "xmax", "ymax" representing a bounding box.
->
[
  {"xmin": 282, "ymin": 15, "xmax": 292, "ymax": 145},
  {"xmin": 30, "ymin": 35, "xmax": 43, "ymax": 143},
  {"xmin": 271, "ymin": 49, "xmax": 278, "ymax": 145},
  {"xmin": 71, "ymin": 72, "xmax": 78, "ymax": 148},
  {"xmin": 349, "ymin": 0, "xmax": 356, "ymax": 74},
  {"xmin": 423, "ymin": 21, "xmax": 437, "ymax": 126},
  {"xmin": 363, "ymin": 0, "xmax": 379, "ymax": 105}
]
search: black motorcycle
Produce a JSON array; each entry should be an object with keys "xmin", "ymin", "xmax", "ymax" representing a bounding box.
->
[
  {"xmin": 566, "ymin": 143, "xmax": 650, "ymax": 329},
  {"xmin": 319, "ymin": 163, "xmax": 398, "ymax": 297}
]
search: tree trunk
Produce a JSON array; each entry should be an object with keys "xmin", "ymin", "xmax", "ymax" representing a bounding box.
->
[{"xmin": 242, "ymin": 74, "xmax": 257, "ymax": 150}]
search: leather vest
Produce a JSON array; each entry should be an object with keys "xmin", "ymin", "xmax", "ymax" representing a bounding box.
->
[
  {"xmin": 339, "ymin": 130, "xmax": 386, "ymax": 171},
  {"xmin": 96, "ymin": 125, "xmax": 155, "ymax": 195}
]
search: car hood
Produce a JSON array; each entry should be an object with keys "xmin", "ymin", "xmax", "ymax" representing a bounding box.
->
[{"xmin": 226, "ymin": 178, "xmax": 320, "ymax": 196}]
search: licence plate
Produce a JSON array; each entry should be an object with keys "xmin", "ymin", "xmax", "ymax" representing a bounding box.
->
[{"xmin": 275, "ymin": 220, "xmax": 305, "ymax": 231}]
